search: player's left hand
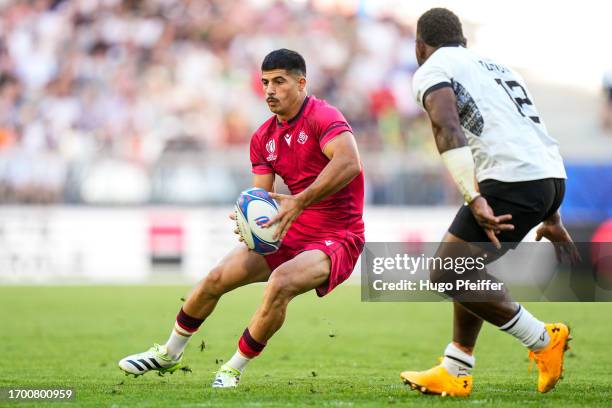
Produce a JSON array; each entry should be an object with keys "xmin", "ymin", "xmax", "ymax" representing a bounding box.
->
[{"xmin": 263, "ymin": 192, "xmax": 305, "ymax": 241}]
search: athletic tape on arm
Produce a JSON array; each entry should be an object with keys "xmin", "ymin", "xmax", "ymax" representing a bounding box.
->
[{"xmin": 440, "ymin": 146, "xmax": 480, "ymax": 204}]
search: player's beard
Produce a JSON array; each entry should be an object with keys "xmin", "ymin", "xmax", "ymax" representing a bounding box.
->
[
  {"xmin": 266, "ymin": 98, "xmax": 281, "ymax": 113},
  {"xmin": 266, "ymin": 98, "xmax": 280, "ymax": 112}
]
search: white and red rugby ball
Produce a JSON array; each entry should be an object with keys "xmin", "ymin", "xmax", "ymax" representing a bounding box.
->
[{"xmin": 234, "ymin": 188, "xmax": 280, "ymax": 254}]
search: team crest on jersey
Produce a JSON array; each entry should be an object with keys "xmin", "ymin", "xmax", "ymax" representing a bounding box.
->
[
  {"xmin": 266, "ymin": 139, "xmax": 277, "ymax": 161},
  {"xmin": 298, "ymin": 130, "xmax": 308, "ymax": 144}
]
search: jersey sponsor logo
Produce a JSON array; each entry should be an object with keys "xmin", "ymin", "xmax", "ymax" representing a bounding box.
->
[
  {"xmin": 324, "ymin": 240, "xmax": 334, "ymax": 246},
  {"xmin": 452, "ymin": 80, "xmax": 484, "ymax": 136},
  {"xmin": 298, "ymin": 130, "xmax": 308, "ymax": 144},
  {"xmin": 284, "ymin": 133, "xmax": 292, "ymax": 146},
  {"xmin": 265, "ymin": 139, "xmax": 277, "ymax": 161}
]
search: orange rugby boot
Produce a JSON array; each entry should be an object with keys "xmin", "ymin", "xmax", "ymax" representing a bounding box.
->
[
  {"xmin": 400, "ymin": 363, "xmax": 472, "ymax": 397},
  {"xmin": 528, "ymin": 322, "xmax": 572, "ymax": 393}
]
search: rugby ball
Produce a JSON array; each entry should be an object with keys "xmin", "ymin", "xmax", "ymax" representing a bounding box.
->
[{"xmin": 234, "ymin": 188, "xmax": 281, "ymax": 254}]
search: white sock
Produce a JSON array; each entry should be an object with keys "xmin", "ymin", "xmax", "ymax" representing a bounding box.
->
[
  {"xmin": 165, "ymin": 323, "xmax": 193, "ymax": 360},
  {"xmin": 441, "ymin": 342, "xmax": 475, "ymax": 377},
  {"xmin": 499, "ymin": 304, "xmax": 550, "ymax": 351},
  {"xmin": 226, "ymin": 350, "xmax": 251, "ymax": 372}
]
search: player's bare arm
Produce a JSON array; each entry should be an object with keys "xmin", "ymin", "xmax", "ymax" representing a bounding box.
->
[
  {"xmin": 253, "ymin": 173, "xmax": 275, "ymax": 192},
  {"xmin": 535, "ymin": 210, "xmax": 581, "ymax": 264},
  {"xmin": 266, "ymin": 131, "xmax": 361, "ymax": 240},
  {"xmin": 423, "ymin": 86, "xmax": 467, "ymax": 153},
  {"xmin": 424, "ymin": 86, "xmax": 513, "ymax": 248}
]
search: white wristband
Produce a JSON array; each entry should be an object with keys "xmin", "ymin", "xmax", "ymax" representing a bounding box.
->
[{"xmin": 440, "ymin": 146, "xmax": 480, "ymax": 204}]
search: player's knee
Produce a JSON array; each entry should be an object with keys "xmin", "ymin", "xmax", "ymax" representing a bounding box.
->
[
  {"xmin": 200, "ymin": 265, "xmax": 227, "ymax": 298},
  {"xmin": 266, "ymin": 269, "xmax": 299, "ymax": 302}
]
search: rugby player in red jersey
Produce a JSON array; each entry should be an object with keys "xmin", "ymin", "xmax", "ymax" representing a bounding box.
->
[{"xmin": 118, "ymin": 49, "xmax": 365, "ymax": 387}]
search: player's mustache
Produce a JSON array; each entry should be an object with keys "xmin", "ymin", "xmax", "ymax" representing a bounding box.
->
[{"xmin": 267, "ymin": 97, "xmax": 279, "ymax": 103}]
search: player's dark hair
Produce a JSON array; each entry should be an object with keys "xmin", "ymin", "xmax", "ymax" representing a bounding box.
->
[
  {"xmin": 417, "ymin": 8, "xmax": 466, "ymax": 47},
  {"xmin": 261, "ymin": 49, "xmax": 306, "ymax": 77}
]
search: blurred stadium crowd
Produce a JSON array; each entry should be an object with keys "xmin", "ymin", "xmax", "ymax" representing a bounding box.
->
[{"xmin": 0, "ymin": 0, "xmax": 456, "ymax": 205}]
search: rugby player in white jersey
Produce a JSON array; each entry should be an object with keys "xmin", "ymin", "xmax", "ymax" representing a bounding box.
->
[{"xmin": 400, "ymin": 8, "xmax": 579, "ymax": 397}]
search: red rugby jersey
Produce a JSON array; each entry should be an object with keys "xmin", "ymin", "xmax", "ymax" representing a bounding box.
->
[{"xmin": 249, "ymin": 96, "xmax": 364, "ymax": 235}]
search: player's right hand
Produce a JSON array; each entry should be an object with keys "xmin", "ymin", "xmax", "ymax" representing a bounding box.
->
[
  {"xmin": 228, "ymin": 212, "xmax": 244, "ymax": 242},
  {"xmin": 468, "ymin": 196, "xmax": 514, "ymax": 249}
]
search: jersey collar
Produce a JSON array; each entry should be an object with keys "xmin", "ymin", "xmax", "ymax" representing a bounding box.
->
[
  {"xmin": 439, "ymin": 42, "xmax": 465, "ymax": 48},
  {"xmin": 277, "ymin": 96, "xmax": 310, "ymax": 127}
]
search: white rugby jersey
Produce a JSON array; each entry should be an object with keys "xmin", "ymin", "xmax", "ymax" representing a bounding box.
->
[{"xmin": 412, "ymin": 45, "xmax": 566, "ymax": 183}]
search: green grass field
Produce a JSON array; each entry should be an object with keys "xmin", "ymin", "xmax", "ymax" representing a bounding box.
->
[{"xmin": 1, "ymin": 285, "xmax": 610, "ymax": 407}]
